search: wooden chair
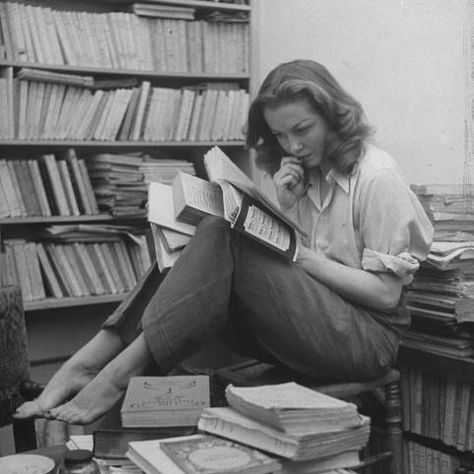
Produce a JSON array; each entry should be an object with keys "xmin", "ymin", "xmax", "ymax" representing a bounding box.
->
[
  {"xmin": 213, "ymin": 359, "xmax": 403, "ymax": 474},
  {"xmin": 0, "ymin": 285, "xmax": 43, "ymax": 453}
]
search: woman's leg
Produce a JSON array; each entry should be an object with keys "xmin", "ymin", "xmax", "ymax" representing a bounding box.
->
[
  {"xmin": 15, "ymin": 263, "xmax": 165, "ymax": 419},
  {"xmin": 49, "ymin": 217, "xmax": 398, "ymax": 423}
]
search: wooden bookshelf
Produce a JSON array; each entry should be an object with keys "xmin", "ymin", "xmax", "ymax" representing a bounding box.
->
[
  {"xmin": 398, "ymin": 346, "xmax": 474, "ymax": 383},
  {"xmin": 0, "ymin": 140, "xmax": 247, "ymax": 148},
  {"xmin": 24, "ymin": 293, "xmax": 126, "ymax": 311},
  {"xmin": 0, "ymin": 0, "xmax": 252, "ymax": 377},
  {"xmin": 0, "ymin": 214, "xmax": 144, "ymax": 225},
  {"xmin": 0, "ymin": 60, "xmax": 250, "ymax": 81}
]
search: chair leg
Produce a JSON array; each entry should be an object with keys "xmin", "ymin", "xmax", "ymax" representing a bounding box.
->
[
  {"xmin": 13, "ymin": 419, "xmax": 37, "ymax": 452},
  {"xmin": 384, "ymin": 380, "xmax": 403, "ymax": 474}
]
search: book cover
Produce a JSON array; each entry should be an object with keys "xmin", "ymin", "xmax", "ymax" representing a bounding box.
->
[
  {"xmin": 122, "ymin": 375, "xmax": 210, "ymax": 413},
  {"xmin": 160, "ymin": 434, "xmax": 280, "ymax": 474}
]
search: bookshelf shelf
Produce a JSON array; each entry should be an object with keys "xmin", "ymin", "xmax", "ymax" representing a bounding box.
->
[
  {"xmin": 0, "ymin": 214, "xmax": 144, "ymax": 225},
  {"xmin": 0, "ymin": 140, "xmax": 246, "ymax": 148},
  {"xmin": 0, "ymin": 60, "xmax": 250, "ymax": 81},
  {"xmin": 24, "ymin": 293, "xmax": 126, "ymax": 311},
  {"xmin": 398, "ymin": 346, "xmax": 474, "ymax": 382},
  {"xmin": 80, "ymin": 0, "xmax": 251, "ymax": 12}
]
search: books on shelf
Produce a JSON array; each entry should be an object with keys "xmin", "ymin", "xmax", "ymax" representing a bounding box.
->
[
  {"xmin": 400, "ymin": 367, "xmax": 473, "ymax": 452},
  {"xmin": 0, "ymin": 151, "xmax": 98, "ymax": 218},
  {"xmin": 3, "ymin": 225, "xmax": 152, "ymax": 301},
  {"xmin": 224, "ymin": 382, "xmax": 363, "ymax": 435},
  {"xmin": 0, "ymin": 3, "xmax": 249, "ymax": 74},
  {"xmin": 0, "ymin": 70, "xmax": 249, "ymax": 142},
  {"xmin": 121, "ymin": 375, "xmax": 210, "ymax": 428}
]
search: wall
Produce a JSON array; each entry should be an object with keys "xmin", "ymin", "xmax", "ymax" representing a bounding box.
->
[{"xmin": 252, "ymin": 0, "xmax": 469, "ymax": 185}]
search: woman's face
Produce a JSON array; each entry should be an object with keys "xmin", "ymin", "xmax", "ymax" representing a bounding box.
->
[{"xmin": 263, "ymin": 99, "xmax": 328, "ymax": 170}]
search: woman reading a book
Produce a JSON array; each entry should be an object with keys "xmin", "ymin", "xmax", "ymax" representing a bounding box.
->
[{"xmin": 16, "ymin": 59, "xmax": 433, "ymax": 425}]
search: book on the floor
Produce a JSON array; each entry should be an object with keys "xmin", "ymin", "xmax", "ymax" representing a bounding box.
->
[
  {"xmin": 197, "ymin": 407, "xmax": 370, "ymax": 461},
  {"xmin": 93, "ymin": 427, "xmax": 196, "ymax": 460},
  {"xmin": 127, "ymin": 434, "xmax": 280, "ymax": 474},
  {"xmin": 171, "ymin": 146, "xmax": 305, "ymax": 260},
  {"xmin": 121, "ymin": 375, "xmax": 210, "ymax": 428},
  {"xmin": 225, "ymin": 382, "xmax": 363, "ymax": 435},
  {"xmin": 160, "ymin": 434, "xmax": 281, "ymax": 474}
]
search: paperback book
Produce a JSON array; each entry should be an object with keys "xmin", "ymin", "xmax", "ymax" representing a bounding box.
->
[{"xmin": 121, "ymin": 375, "xmax": 210, "ymax": 428}]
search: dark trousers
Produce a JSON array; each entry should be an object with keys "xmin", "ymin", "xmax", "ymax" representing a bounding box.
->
[{"xmin": 103, "ymin": 217, "xmax": 400, "ymax": 382}]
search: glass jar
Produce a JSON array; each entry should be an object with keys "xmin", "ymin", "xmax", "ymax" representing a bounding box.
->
[{"xmin": 59, "ymin": 450, "xmax": 100, "ymax": 474}]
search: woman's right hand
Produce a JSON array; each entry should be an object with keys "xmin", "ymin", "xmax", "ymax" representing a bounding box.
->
[{"xmin": 273, "ymin": 157, "xmax": 307, "ymax": 211}]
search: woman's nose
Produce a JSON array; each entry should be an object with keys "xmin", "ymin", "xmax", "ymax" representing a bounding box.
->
[{"xmin": 289, "ymin": 138, "xmax": 303, "ymax": 154}]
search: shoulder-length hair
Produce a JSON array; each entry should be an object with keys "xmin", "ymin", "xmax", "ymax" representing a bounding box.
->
[{"xmin": 246, "ymin": 60, "xmax": 372, "ymax": 176}]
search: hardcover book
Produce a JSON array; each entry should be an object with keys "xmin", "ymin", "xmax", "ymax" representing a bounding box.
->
[
  {"xmin": 121, "ymin": 375, "xmax": 210, "ymax": 428},
  {"xmin": 127, "ymin": 434, "xmax": 280, "ymax": 474}
]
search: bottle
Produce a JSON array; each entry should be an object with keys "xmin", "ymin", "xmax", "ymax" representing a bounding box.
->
[{"xmin": 59, "ymin": 450, "xmax": 100, "ymax": 474}]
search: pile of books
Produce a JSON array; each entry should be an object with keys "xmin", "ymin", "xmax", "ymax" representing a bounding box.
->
[
  {"xmin": 140, "ymin": 159, "xmax": 196, "ymax": 186},
  {"xmin": 147, "ymin": 146, "xmax": 302, "ymax": 271},
  {"xmin": 404, "ymin": 184, "xmax": 474, "ymax": 357},
  {"xmin": 0, "ymin": 149, "xmax": 98, "ymax": 218},
  {"xmin": 126, "ymin": 381, "xmax": 368, "ymax": 474},
  {"xmin": 86, "ymin": 153, "xmax": 148, "ymax": 217}
]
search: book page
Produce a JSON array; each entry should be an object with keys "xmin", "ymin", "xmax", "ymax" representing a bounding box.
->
[
  {"xmin": 147, "ymin": 182, "xmax": 195, "ymax": 236},
  {"xmin": 204, "ymin": 147, "xmax": 306, "ymax": 235},
  {"xmin": 242, "ymin": 205, "xmax": 291, "ymax": 252},
  {"xmin": 175, "ymin": 172, "xmax": 224, "ymax": 217}
]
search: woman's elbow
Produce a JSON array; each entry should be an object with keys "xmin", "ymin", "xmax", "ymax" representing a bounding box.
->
[{"xmin": 371, "ymin": 275, "xmax": 403, "ymax": 311}]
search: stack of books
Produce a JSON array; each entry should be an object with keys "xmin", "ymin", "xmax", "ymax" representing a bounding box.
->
[
  {"xmin": 198, "ymin": 382, "xmax": 369, "ymax": 470},
  {"xmin": 404, "ymin": 185, "xmax": 474, "ymax": 357},
  {"xmin": 147, "ymin": 146, "xmax": 303, "ymax": 271},
  {"xmin": 125, "ymin": 381, "xmax": 366, "ymax": 474},
  {"xmin": 140, "ymin": 159, "xmax": 196, "ymax": 186},
  {"xmin": 86, "ymin": 153, "xmax": 148, "ymax": 217}
]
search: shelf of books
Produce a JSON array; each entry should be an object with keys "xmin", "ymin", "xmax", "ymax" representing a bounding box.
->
[
  {"xmin": 0, "ymin": 0, "xmax": 252, "ymax": 328},
  {"xmin": 398, "ymin": 184, "xmax": 474, "ymax": 473}
]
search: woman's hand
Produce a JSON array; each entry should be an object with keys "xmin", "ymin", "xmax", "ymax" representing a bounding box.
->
[{"xmin": 273, "ymin": 157, "xmax": 307, "ymax": 211}]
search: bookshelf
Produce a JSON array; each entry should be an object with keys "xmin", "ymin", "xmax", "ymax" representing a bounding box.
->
[
  {"xmin": 0, "ymin": 0, "xmax": 252, "ymax": 376},
  {"xmin": 397, "ymin": 346, "xmax": 474, "ymax": 472}
]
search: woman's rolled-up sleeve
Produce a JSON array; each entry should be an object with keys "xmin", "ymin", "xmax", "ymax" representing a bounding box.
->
[{"xmin": 358, "ymin": 169, "xmax": 433, "ymax": 278}]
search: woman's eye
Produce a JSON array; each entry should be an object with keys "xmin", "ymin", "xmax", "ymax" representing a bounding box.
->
[{"xmin": 295, "ymin": 127, "xmax": 308, "ymax": 135}]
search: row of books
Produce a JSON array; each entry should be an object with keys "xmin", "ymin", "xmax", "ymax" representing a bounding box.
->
[
  {"xmin": 0, "ymin": 3, "xmax": 249, "ymax": 74},
  {"xmin": 2, "ymin": 231, "xmax": 151, "ymax": 301},
  {"xmin": 400, "ymin": 367, "xmax": 473, "ymax": 452},
  {"xmin": 0, "ymin": 71, "xmax": 249, "ymax": 142},
  {"xmin": 0, "ymin": 152, "xmax": 98, "ymax": 218},
  {"xmin": 87, "ymin": 152, "xmax": 196, "ymax": 217},
  {"xmin": 120, "ymin": 375, "xmax": 368, "ymax": 473},
  {"xmin": 404, "ymin": 439, "xmax": 460, "ymax": 474}
]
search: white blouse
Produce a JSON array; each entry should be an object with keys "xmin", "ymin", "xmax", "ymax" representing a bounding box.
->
[{"xmin": 297, "ymin": 143, "xmax": 434, "ymax": 279}]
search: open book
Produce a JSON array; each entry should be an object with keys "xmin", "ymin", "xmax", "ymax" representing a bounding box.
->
[{"xmin": 172, "ymin": 147, "xmax": 304, "ymax": 260}]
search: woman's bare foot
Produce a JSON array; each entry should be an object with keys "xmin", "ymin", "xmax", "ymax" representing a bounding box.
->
[
  {"xmin": 50, "ymin": 333, "xmax": 153, "ymax": 425},
  {"xmin": 14, "ymin": 329, "xmax": 124, "ymax": 419}
]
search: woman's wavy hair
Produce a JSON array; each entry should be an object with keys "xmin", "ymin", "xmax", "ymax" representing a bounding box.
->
[{"xmin": 246, "ymin": 60, "xmax": 372, "ymax": 176}]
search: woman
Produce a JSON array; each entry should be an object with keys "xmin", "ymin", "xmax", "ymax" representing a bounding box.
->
[{"xmin": 15, "ymin": 59, "xmax": 433, "ymax": 425}]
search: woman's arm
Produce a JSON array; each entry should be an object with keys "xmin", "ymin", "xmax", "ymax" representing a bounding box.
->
[{"xmin": 296, "ymin": 245, "xmax": 409, "ymax": 311}]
